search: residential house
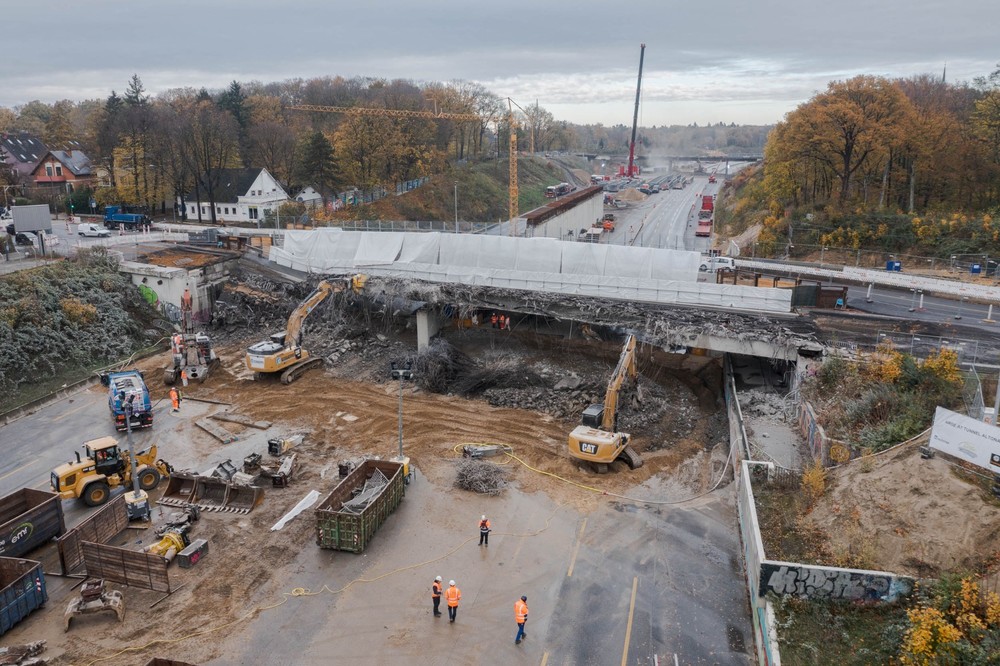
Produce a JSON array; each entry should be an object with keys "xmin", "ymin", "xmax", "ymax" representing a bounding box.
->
[
  {"xmin": 294, "ymin": 186, "xmax": 324, "ymax": 209},
  {"xmin": 0, "ymin": 132, "xmax": 48, "ymax": 181},
  {"xmin": 182, "ymin": 168, "xmax": 289, "ymax": 224},
  {"xmin": 29, "ymin": 149, "xmax": 96, "ymax": 193}
]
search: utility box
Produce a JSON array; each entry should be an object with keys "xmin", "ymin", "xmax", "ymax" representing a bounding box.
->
[
  {"xmin": 315, "ymin": 460, "xmax": 404, "ymax": 553},
  {"xmin": 177, "ymin": 539, "xmax": 209, "ymax": 569},
  {"xmin": 0, "ymin": 558, "xmax": 46, "ymax": 636},
  {"xmin": 971, "ymin": 263, "xmax": 982, "ymax": 275}
]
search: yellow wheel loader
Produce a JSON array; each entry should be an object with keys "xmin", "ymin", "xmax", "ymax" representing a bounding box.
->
[{"xmin": 51, "ymin": 437, "xmax": 173, "ymax": 507}]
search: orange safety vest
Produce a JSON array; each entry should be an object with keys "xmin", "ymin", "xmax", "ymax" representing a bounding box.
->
[
  {"xmin": 479, "ymin": 519, "xmax": 491, "ymax": 533},
  {"xmin": 432, "ymin": 581, "xmax": 442, "ymax": 598},
  {"xmin": 169, "ymin": 388, "xmax": 179, "ymax": 407},
  {"xmin": 514, "ymin": 600, "xmax": 528, "ymax": 623},
  {"xmin": 445, "ymin": 585, "xmax": 461, "ymax": 607}
]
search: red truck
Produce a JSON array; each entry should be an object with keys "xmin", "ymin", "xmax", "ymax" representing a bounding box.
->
[{"xmin": 696, "ymin": 194, "xmax": 714, "ymax": 237}]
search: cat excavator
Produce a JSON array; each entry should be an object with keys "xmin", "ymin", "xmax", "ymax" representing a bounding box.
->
[
  {"xmin": 567, "ymin": 334, "xmax": 644, "ymax": 473},
  {"xmin": 245, "ymin": 275, "xmax": 366, "ymax": 384}
]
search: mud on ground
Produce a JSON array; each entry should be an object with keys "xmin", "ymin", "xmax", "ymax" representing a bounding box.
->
[{"xmin": 35, "ymin": 316, "xmax": 729, "ymax": 664}]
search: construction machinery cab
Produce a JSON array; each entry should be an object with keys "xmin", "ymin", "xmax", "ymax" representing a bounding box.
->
[{"xmin": 87, "ymin": 439, "xmax": 124, "ymax": 478}]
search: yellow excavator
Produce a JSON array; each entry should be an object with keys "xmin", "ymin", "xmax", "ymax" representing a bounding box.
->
[
  {"xmin": 51, "ymin": 437, "xmax": 173, "ymax": 507},
  {"xmin": 568, "ymin": 334, "xmax": 644, "ymax": 472},
  {"xmin": 245, "ymin": 275, "xmax": 366, "ymax": 384}
]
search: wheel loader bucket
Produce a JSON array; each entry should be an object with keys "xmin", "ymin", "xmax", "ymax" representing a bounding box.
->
[
  {"xmin": 162, "ymin": 472, "xmax": 198, "ymax": 503},
  {"xmin": 192, "ymin": 476, "xmax": 230, "ymax": 507},
  {"xmin": 225, "ymin": 484, "xmax": 265, "ymax": 512}
]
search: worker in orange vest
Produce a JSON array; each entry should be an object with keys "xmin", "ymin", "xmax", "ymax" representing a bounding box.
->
[
  {"xmin": 514, "ymin": 595, "xmax": 529, "ymax": 644},
  {"xmin": 479, "ymin": 515, "xmax": 491, "ymax": 546},
  {"xmin": 180, "ymin": 368, "xmax": 189, "ymax": 387},
  {"xmin": 490, "ymin": 312, "xmax": 498, "ymax": 328},
  {"xmin": 432, "ymin": 575, "xmax": 443, "ymax": 618},
  {"xmin": 169, "ymin": 387, "xmax": 180, "ymax": 413},
  {"xmin": 445, "ymin": 580, "xmax": 462, "ymax": 623}
]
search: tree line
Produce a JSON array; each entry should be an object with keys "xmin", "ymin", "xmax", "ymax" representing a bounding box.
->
[{"xmin": 731, "ymin": 68, "xmax": 1000, "ymax": 258}]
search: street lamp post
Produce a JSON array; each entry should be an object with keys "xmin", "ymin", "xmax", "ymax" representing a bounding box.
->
[
  {"xmin": 955, "ymin": 296, "xmax": 967, "ymax": 320},
  {"xmin": 390, "ymin": 361, "xmax": 414, "ymax": 459},
  {"xmin": 454, "ymin": 182, "xmax": 458, "ymax": 234},
  {"xmin": 820, "ymin": 246, "xmax": 827, "ymax": 267}
]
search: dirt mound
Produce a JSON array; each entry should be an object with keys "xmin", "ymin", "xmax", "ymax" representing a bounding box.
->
[
  {"xmin": 810, "ymin": 441, "xmax": 1000, "ymax": 577},
  {"xmin": 617, "ymin": 188, "xmax": 647, "ymax": 202}
]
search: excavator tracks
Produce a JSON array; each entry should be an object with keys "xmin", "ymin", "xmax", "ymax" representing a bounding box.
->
[
  {"xmin": 618, "ymin": 446, "xmax": 644, "ymax": 470},
  {"xmin": 280, "ymin": 357, "xmax": 324, "ymax": 384}
]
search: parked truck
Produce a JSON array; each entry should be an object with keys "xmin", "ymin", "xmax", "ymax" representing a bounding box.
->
[
  {"xmin": 0, "ymin": 489, "xmax": 66, "ymax": 558},
  {"xmin": 0, "ymin": 558, "xmax": 46, "ymax": 636},
  {"xmin": 103, "ymin": 205, "xmax": 150, "ymax": 231},
  {"xmin": 315, "ymin": 460, "xmax": 405, "ymax": 553},
  {"xmin": 101, "ymin": 370, "xmax": 153, "ymax": 431}
]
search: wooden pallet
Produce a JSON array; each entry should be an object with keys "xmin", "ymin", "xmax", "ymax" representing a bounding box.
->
[{"xmin": 195, "ymin": 419, "xmax": 238, "ymax": 444}]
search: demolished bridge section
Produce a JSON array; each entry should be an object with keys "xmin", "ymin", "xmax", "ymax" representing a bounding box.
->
[{"xmin": 269, "ymin": 229, "xmax": 793, "ymax": 314}]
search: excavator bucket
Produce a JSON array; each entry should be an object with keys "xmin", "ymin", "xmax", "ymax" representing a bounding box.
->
[
  {"xmin": 160, "ymin": 472, "xmax": 198, "ymax": 504},
  {"xmin": 192, "ymin": 476, "xmax": 230, "ymax": 507},
  {"xmin": 225, "ymin": 485, "xmax": 265, "ymax": 512}
]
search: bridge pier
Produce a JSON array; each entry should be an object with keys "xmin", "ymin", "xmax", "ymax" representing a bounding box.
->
[{"xmin": 416, "ymin": 309, "xmax": 442, "ymax": 351}]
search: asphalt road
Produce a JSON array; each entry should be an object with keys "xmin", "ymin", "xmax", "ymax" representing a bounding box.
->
[{"xmin": 602, "ymin": 175, "xmax": 718, "ymax": 253}]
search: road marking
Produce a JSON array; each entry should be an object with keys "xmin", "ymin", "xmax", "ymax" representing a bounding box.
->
[
  {"xmin": 566, "ymin": 517, "xmax": 587, "ymax": 578},
  {"xmin": 50, "ymin": 400, "xmax": 94, "ymax": 422},
  {"xmin": 621, "ymin": 576, "xmax": 638, "ymax": 666},
  {"xmin": 540, "ymin": 653, "xmax": 549, "ymax": 666},
  {"xmin": 34, "ymin": 480, "xmax": 50, "ymax": 489},
  {"xmin": 0, "ymin": 460, "xmax": 37, "ymax": 482}
]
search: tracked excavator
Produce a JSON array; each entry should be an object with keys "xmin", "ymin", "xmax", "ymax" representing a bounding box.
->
[
  {"xmin": 568, "ymin": 334, "xmax": 644, "ymax": 473},
  {"xmin": 245, "ymin": 275, "xmax": 366, "ymax": 384}
]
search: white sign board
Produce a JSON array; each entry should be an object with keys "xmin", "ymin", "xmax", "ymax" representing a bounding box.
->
[{"xmin": 930, "ymin": 406, "xmax": 1000, "ymax": 472}]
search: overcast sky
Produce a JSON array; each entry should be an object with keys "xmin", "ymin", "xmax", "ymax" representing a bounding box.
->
[{"xmin": 2, "ymin": 0, "xmax": 997, "ymax": 127}]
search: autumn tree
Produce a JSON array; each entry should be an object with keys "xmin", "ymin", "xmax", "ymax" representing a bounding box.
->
[
  {"xmin": 770, "ymin": 75, "xmax": 912, "ymax": 206},
  {"xmin": 182, "ymin": 102, "xmax": 240, "ymax": 224},
  {"xmin": 248, "ymin": 121, "xmax": 297, "ymax": 186}
]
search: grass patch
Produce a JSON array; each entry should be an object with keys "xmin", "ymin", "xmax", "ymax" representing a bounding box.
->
[{"xmin": 772, "ymin": 596, "xmax": 908, "ymax": 665}]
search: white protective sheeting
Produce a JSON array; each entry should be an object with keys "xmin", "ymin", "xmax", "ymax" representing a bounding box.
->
[
  {"xmin": 268, "ymin": 230, "xmax": 791, "ymax": 312},
  {"xmin": 439, "ymin": 234, "xmax": 483, "ymax": 268},
  {"xmin": 355, "ymin": 232, "xmax": 404, "ymax": 266},
  {"xmin": 477, "ymin": 235, "xmax": 520, "ymax": 270},
  {"xmin": 515, "ymin": 238, "xmax": 563, "ymax": 273},
  {"xmin": 561, "ymin": 243, "xmax": 610, "ymax": 276},
  {"xmin": 398, "ymin": 233, "xmax": 441, "ymax": 264}
]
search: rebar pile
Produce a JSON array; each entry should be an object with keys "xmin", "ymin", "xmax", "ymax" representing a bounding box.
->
[
  {"xmin": 341, "ymin": 469, "xmax": 389, "ymax": 514},
  {"xmin": 454, "ymin": 459, "xmax": 509, "ymax": 496}
]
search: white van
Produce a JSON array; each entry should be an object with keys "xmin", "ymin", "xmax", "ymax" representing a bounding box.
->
[
  {"xmin": 699, "ymin": 256, "xmax": 736, "ymax": 272},
  {"xmin": 78, "ymin": 223, "xmax": 111, "ymax": 238}
]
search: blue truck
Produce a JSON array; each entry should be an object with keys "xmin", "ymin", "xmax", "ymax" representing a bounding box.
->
[
  {"xmin": 103, "ymin": 205, "xmax": 150, "ymax": 231},
  {"xmin": 0, "ymin": 557, "xmax": 46, "ymax": 636},
  {"xmin": 102, "ymin": 370, "xmax": 154, "ymax": 431}
]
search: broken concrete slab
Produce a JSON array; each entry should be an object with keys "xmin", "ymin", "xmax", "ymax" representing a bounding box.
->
[
  {"xmin": 210, "ymin": 412, "xmax": 273, "ymax": 429},
  {"xmin": 195, "ymin": 419, "xmax": 239, "ymax": 444}
]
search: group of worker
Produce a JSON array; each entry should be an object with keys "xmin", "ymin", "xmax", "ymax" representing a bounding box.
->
[
  {"xmin": 431, "ymin": 578, "xmax": 529, "ymax": 645},
  {"xmin": 429, "ymin": 515, "xmax": 530, "ymax": 643},
  {"xmin": 489, "ymin": 312, "xmax": 512, "ymax": 330}
]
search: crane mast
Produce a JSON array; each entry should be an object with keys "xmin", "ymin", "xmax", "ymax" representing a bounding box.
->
[{"xmin": 626, "ymin": 43, "xmax": 646, "ymax": 179}]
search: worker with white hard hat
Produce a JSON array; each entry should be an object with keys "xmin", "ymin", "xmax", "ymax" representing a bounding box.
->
[
  {"xmin": 431, "ymin": 575, "xmax": 443, "ymax": 617},
  {"xmin": 479, "ymin": 515, "xmax": 491, "ymax": 546}
]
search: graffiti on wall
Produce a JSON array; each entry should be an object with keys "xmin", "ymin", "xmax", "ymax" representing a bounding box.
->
[{"xmin": 760, "ymin": 562, "xmax": 913, "ymax": 602}]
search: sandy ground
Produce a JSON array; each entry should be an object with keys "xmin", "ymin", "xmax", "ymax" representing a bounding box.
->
[
  {"xmin": 5, "ymin": 329, "xmax": 737, "ymax": 664},
  {"xmin": 810, "ymin": 441, "xmax": 1000, "ymax": 577}
]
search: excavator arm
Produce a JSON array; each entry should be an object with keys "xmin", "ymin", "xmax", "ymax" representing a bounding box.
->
[
  {"xmin": 601, "ymin": 335, "xmax": 637, "ymax": 431},
  {"xmin": 285, "ymin": 280, "xmax": 336, "ymax": 349}
]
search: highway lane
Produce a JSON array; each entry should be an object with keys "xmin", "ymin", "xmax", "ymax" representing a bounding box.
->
[{"xmin": 604, "ymin": 175, "xmax": 717, "ymax": 252}]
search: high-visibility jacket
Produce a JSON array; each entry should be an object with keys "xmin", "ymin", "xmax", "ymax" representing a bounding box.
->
[
  {"xmin": 432, "ymin": 581, "xmax": 442, "ymax": 598},
  {"xmin": 445, "ymin": 585, "xmax": 461, "ymax": 607},
  {"xmin": 169, "ymin": 388, "xmax": 180, "ymax": 406},
  {"xmin": 514, "ymin": 600, "xmax": 529, "ymax": 623},
  {"xmin": 479, "ymin": 519, "xmax": 491, "ymax": 533}
]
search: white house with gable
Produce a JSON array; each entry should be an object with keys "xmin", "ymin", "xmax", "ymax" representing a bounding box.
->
[{"xmin": 182, "ymin": 167, "xmax": 289, "ymax": 224}]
